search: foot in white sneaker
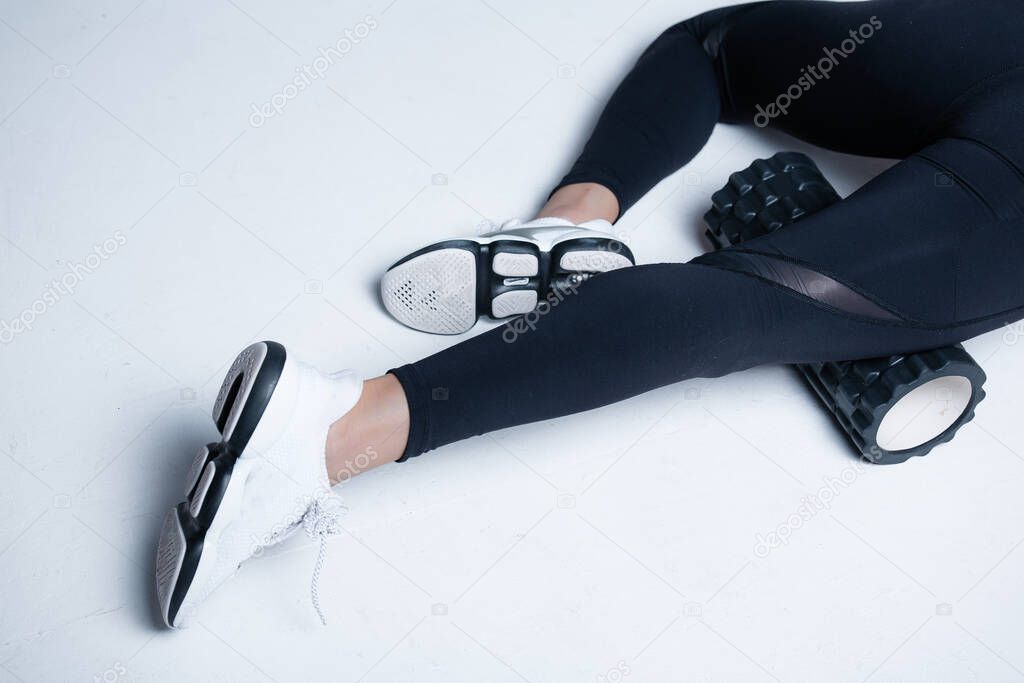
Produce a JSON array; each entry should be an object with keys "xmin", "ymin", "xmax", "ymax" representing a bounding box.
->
[
  {"xmin": 155, "ymin": 341, "xmax": 361, "ymax": 628},
  {"xmin": 380, "ymin": 217, "xmax": 636, "ymax": 334}
]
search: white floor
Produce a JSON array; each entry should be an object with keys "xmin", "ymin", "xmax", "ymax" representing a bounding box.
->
[{"xmin": 2, "ymin": 1, "xmax": 1024, "ymax": 681}]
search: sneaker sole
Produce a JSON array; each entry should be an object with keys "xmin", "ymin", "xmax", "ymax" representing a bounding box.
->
[
  {"xmin": 155, "ymin": 340, "xmax": 288, "ymax": 628},
  {"xmin": 380, "ymin": 235, "xmax": 635, "ymax": 334}
]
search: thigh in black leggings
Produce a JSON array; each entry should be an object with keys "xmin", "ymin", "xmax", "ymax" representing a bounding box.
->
[{"xmin": 391, "ymin": 0, "xmax": 1024, "ymax": 459}]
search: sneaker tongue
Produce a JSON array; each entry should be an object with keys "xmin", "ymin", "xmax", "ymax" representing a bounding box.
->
[
  {"xmin": 514, "ymin": 216, "xmax": 616, "ymax": 234},
  {"xmin": 267, "ymin": 363, "xmax": 361, "ymax": 490},
  {"xmin": 578, "ymin": 218, "xmax": 614, "ymax": 233},
  {"xmin": 517, "ymin": 216, "xmax": 577, "ymax": 228},
  {"xmin": 313, "ymin": 368, "xmax": 363, "ymax": 425},
  {"xmin": 325, "ymin": 369, "xmax": 363, "ymax": 403}
]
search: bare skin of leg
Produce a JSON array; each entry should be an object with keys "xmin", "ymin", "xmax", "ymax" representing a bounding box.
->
[
  {"xmin": 535, "ymin": 182, "xmax": 620, "ymax": 224},
  {"xmin": 323, "ymin": 182, "xmax": 619, "ymax": 484},
  {"xmin": 325, "ymin": 375, "xmax": 409, "ymax": 484}
]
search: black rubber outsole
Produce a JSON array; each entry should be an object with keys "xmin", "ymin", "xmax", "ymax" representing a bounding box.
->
[
  {"xmin": 163, "ymin": 341, "xmax": 287, "ymax": 627},
  {"xmin": 387, "ymin": 236, "xmax": 636, "ymax": 319}
]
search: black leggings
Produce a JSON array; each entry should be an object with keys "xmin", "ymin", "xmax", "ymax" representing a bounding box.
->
[{"xmin": 392, "ymin": 0, "xmax": 1024, "ymax": 460}]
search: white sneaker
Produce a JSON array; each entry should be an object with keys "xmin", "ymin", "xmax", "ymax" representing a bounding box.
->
[
  {"xmin": 380, "ymin": 217, "xmax": 635, "ymax": 334},
  {"xmin": 155, "ymin": 341, "xmax": 361, "ymax": 628}
]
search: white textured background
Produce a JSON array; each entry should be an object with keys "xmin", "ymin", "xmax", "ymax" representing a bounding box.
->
[{"xmin": 1, "ymin": 1, "xmax": 1023, "ymax": 681}]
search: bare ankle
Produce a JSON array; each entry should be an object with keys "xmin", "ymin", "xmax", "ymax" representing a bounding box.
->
[
  {"xmin": 325, "ymin": 374, "xmax": 409, "ymax": 484},
  {"xmin": 537, "ymin": 182, "xmax": 620, "ymax": 224}
]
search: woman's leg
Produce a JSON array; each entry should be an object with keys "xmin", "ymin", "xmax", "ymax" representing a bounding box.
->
[
  {"xmin": 325, "ymin": 374, "xmax": 408, "ymax": 482},
  {"xmin": 327, "ymin": 0, "xmax": 1024, "ymax": 465},
  {"xmin": 389, "ymin": 169, "xmax": 1022, "ymax": 462},
  {"xmin": 549, "ymin": 0, "xmax": 1023, "ymax": 218},
  {"xmin": 536, "ymin": 182, "xmax": 619, "ymax": 225},
  {"xmin": 336, "ymin": 140, "xmax": 1024, "ymax": 463},
  {"xmin": 161, "ymin": 0, "xmax": 1024, "ymax": 627},
  {"xmin": 332, "ymin": 5, "xmax": 758, "ymax": 468}
]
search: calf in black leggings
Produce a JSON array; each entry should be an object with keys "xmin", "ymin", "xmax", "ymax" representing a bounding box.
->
[{"xmin": 391, "ymin": 0, "xmax": 1024, "ymax": 459}]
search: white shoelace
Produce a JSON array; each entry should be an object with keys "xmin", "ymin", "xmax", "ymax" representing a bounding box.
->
[{"xmin": 302, "ymin": 493, "xmax": 345, "ymax": 625}]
